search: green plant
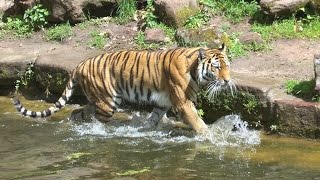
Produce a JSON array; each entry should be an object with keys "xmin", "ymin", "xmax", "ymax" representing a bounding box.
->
[
  {"xmin": 243, "ymin": 95, "xmax": 259, "ymax": 114},
  {"xmin": 5, "ymin": 17, "xmax": 32, "ymax": 38},
  {"xmin": 15, "ymin": 62, "xmax": 35, "ymax": 91},
  {"xmin": 252, "ymin": 17, "xmax": 320, "ymax": 42},
  {"xmin": 116, "ymin": 0, "xmax": 136, "ymax": 23},
  {"xmin": 284, "ymin": 79, "xmax": 319, "ymax": 102},
  {"xmin": 88, "ymin": 30, "xmax": 109, "ymax": 49},
  {"xmin": 184, "ymin": 12, "xmax": 209, "ymax": 28},
  {"xmin": 199, "ymin": 0, "xmax": 259, "ymax": 23},
  {"xmin": 44, "ymin": 23, "xmax": 72, "ymax": 41},
  {"xmin": 23, "ymin": 4, "xmax": 49, "ymax": 30},
  {"xmin": 145, "ymin": 0, "xmax": 158, "ymax": 28},
  {"xmin": 135, "ymin": 31, "xmax": 159, "ymax": 49}
]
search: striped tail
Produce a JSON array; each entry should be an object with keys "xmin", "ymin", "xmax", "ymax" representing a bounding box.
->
[{"xmin": 11, "ymin": 77, "xmax": 77, "ymax": 118}]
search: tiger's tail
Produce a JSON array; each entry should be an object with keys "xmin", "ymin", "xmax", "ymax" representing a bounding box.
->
[{"xmin": 12, "ymin": 72, "xmax": 77, "ymax": 118}]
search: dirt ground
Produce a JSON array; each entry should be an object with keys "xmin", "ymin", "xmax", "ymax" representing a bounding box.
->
[{"xmin": 1, "ymin": 19, "xmax": 319, "ymax": 83}]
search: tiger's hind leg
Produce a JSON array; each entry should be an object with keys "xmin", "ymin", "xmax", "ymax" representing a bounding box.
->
[
  {"xmin": 69, "ymin": 103, "xmax": 96, "ymax": 122},
  {"xmin": 145, "ymin": 107, "xmax": 170, "ymax": 128}
]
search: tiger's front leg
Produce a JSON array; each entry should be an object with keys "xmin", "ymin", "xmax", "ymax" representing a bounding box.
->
[{"xmin": 177, "ymin": 100, "xmax": 209, "ymax": 135}]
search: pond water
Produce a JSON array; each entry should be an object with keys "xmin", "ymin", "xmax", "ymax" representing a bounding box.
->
[{"xmin": 0, "ymin": 97, "xmax": 320, "ymax": 179}]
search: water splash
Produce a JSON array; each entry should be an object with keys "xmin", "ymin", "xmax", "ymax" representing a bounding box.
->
[
  {"xmin": 69, "ymin": 113, "xmax": 260, "ymax": 146},
  {"xmin": 203, "ymin": 114, "xmax": 260, "ymax": 147}
]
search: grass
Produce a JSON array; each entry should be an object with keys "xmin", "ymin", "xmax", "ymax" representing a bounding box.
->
[
  {"xmin": 252, "ymin": 17, "xmax": 320, "ymax": 42},
  {"xmin": 88, "ymin": 30, "xmax": 108, "ymax": 49},
  {"xmin": 116, "ymin": 0, "xmax": 136, "ymax": 23},
  {"xmin": 200, "ymin": 0, "xmax": 259, "ymax": 23},
  {"xmin": 284, "ymin": 79, "xmax": 320, "ymax": 102},
  {"xmin": 135, "ymin": 31, "xmax": 160, "ymax": 49},
  {"xmin": 44, "ymin": 23, "xmax": 72, "ymax": 41}
]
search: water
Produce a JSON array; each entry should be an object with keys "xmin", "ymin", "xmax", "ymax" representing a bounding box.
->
[{"xmin": 0, "ymin": 97, "xmax": 320, "ymax": 179}]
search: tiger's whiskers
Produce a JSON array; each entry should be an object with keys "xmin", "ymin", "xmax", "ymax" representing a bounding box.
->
[{"xmin": 205, "ymin": 79, "xmax": 237, "ymax": 101}]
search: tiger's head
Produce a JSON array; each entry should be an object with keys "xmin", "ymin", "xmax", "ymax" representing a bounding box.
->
[{"xmin": 196, "ymin": 44, "xmax": 236, "ymax": 99}]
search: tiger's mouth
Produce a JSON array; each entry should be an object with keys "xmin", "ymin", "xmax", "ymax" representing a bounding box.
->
[{"xmin": 205, "ymin": 79, "xmax": 237, "ymax": 101}]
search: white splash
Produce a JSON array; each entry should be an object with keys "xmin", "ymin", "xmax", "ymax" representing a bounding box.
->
[
  {"xmin": 69, "ymin": 113, "xmax": 260, "ymax": 146},
  {"xmin": 203, "ymin": 114, "xmax": 261, "ymax": 147}
]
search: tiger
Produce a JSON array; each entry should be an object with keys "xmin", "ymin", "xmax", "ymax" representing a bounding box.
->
[{"xmin": 12, "ymin": 44, "xmax": 235, "ymax": 135}]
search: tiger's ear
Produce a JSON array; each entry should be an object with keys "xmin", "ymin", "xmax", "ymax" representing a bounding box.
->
[
  {"xmin": 218, "ymin": 43, "xmax": 227, "ymax": 54},
  {"xmin": 198, "ymin": 48, "xmax": 206, "ymax": 62}
]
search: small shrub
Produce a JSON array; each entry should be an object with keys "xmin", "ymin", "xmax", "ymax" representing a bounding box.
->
[
  {"xmin": 89, "ymin": 30, "xmax": 108, "ymax": 49},
  {"xmin": 199, "ymin": 0, "xmax": 259, "ymax": 23},
  {"xmin": 184, "ymin": 12, "xmax": 209, "ymax": 28},
  {"xmin": 44, "ymin": 23, "xmax": 72, "ymax": 41},
  {"xmin": 117, "ymin": 0, "xmax": 136, "ymax": 23},
  {"xmin": 284, "ymin": 79, "xmax": 319, "ymax": 102},
  {"xmin": 23, "ymin": 4, "xmax": 49, "ymax": 30},
  {"xmin": 5, "ymin": 17, "xmax": 32, "ymax": 38},
  {"xmin": 134, "ymin": 31, "xmax": 159, "ymax": 49},
  {"xmin": 15, "ymin": 62, "xmax": 35, "ymax": 91}
]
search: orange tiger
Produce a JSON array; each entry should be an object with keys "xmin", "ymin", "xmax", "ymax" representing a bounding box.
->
[{"xmin": 12, "ymin": 44, "xmax": 234, "ymax": 134}]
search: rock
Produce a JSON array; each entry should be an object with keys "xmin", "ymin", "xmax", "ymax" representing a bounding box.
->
[
  {"xmin": 308, "ymin": 0, "xmax": 320, "ymax": 14},
  {"xmin": 238, "ymin": 32, "xmax": 263, "ymax": 45},
  {"xmin": 273, "ymin": 100, "xmax": 320, "ymax": 138},
  {"xmin": 3, "ymin": 0, "xmax": 118, "ymax": 24},
  {"xmin": 314, "ymin": 54, "xmax": 320, "ymax": 91},
  {"xmin": 260, "ymin": 0, "xmax": 309, "ymax": 17},
  {"xmin": 144, "ymin": 28, "xmax": 167, "ymax": 44},
  {"xmin": 0, "ymin": 0, "xmax": 13, "ymax": 12},
  {"xmin": 154, "ymin": 0, "xmax": 200, "ymax": 28},
  {"xmin": 175, "ymin": 27, "xmax": 221, "ymax": 48},
  {"xmin": 3, "ymin": 0, "xmax": 36, "ymax": 21}
]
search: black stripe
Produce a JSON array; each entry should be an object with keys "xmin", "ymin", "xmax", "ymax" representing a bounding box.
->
[
  {"xmin": 22, "ymin": 109, "xmax": 27, "ymax": 116},
  {"xmin": 140, "ymin": 69, "xmax": 144, "ymax": 97},
  {"xmin": 147, "ymin": 89, "xmax": 151, "ymax": 101},
  {"xmin": 45, "ymin": 109, "xmax": 51, "ymax": 116},
  {"xmin": 186, "ymin": 48, "xmax": 200, "ymax": 59},
  {"xmin": 41, "ymin": 112, "xmax": 45, "ymax": 118},
  {"xmin": 31, "ymin": 111, "xmax": 36, "ymax": 118},
  {"xmin": 55, "ymin": 101, "xmax": 62, "ymax": 109},
  {"xmin": 61, "ymin": 95, "xmax": 67, "ymax": 102}
]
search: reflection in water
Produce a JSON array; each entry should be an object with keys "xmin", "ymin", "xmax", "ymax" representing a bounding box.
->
[{"xmin": 0, "ymin": 96, "xmax": 320, "ymax": 179}]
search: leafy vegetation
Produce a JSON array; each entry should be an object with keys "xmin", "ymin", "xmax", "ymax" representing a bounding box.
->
[
  {"xmin": 199, "ymin": 0, "xmax": 259, "ymax": 23},
  {"xmin": 88, "ymin": 30, "xmax": 109, "ymax": 49},
  {"xmin": 15, "ymin": 62, "xmax": 35, "ymax": 91},
  {"xmin": 197, "ymin": 90, "xmax": 263, "ymax": 127},
  {"xmin": 134, "ymin": 31, "xmax": 160, "ymax": 49},
  {"xmin": 44, "ymin": 23, "xmax": 72, "ymax": 41},
  {"xmin": 3, "ymin": 4, "xmax": 49, "ymax": 38},
  {"xmin": 284, "ymin": 79, "xmax": 320, "ymax": 102},
  {"xmin": 184, "ymin": 12, "xmax": 209, "ymax": 28},
  {"xmin": 23, "ymin": 4, "xmax": 49, "ymax": 30},
  {"xmin": 252, "ymin": 17, "xmax": 320, "ymax": 42},
  {"xmin": 116, "ymin": 0, "xmax": 136, "ymax": 23}
]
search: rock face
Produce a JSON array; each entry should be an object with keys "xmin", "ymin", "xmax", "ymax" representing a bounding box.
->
[
  {"xmin": 3, "ymin": 0, "xmax": 118, "ymax": 23},
  {"xmin": 175, "ymin": 27, "xmax": 221, "ymax": 48},
  {"xmin": 154, "ymin": 0, "xmax": 199, "ymax": 28},
  {"xmin": 260, "ymin": 0, "xmax": 309, "ymax": 17},
  {"xmin": 314, "ymin": 54, "xmax": 320, "ymax": 91}
]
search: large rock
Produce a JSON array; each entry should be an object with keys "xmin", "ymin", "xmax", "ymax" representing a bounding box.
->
[
  {"xmin": 238, "ymin": 32, "xmax": 263, "ymax": 45},
  {"xmin": 154, "ymin": 0, "xmax": 200, "ymax": 28},
  {"xmin": 314, "ymin": 54, "xmax": 320, "ymax": 91},
  {"xmin": 144, "ymin": 28, "xmax": 167, "ymax": 44},
  {"xmin": 3, "ymin": 0, "xmax": 118, "ymax": 23},
  {"xmin": 0, "ymin": 0, "xmax": 13, "ymax": 12},
  {"xmin": 175, "ymin": 27, "xmax": 221, "ymax": 48},
  {"xmin": 260, "ymin": 0, "xmax": 309, "ymax": 17},
  {"xmin": 308, "ymin": 0, "xmax": 320, "ymax": 14}
]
